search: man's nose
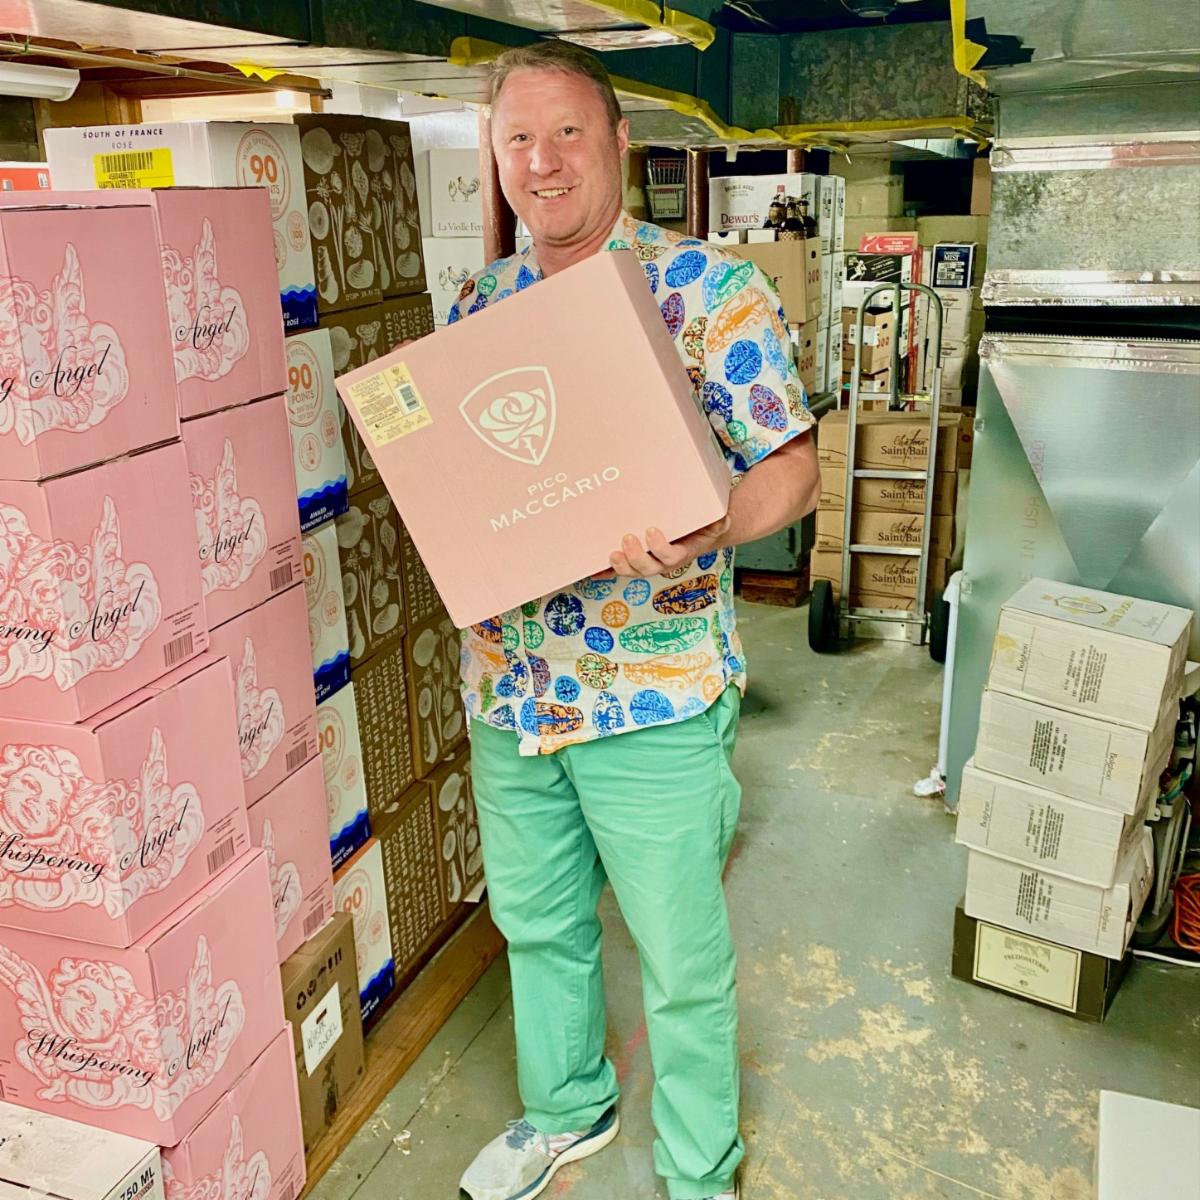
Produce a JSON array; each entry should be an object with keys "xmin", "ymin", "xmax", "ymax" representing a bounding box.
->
[{"xmin": 529, "ymin": 141, "xmax": 563, "ymax": 177}]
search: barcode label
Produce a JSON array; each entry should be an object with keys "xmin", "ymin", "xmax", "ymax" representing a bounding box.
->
[
  {"xmin": 164, "ymin": 632, "xmax": 194, "ymax": 668},
  {"xmin": 286, "ymin": 745, "xmax": 310, "ymax": 773},
  {"xmin": 397, "ymin": 383, "xmax": 422, "ymax": 415},
  {"xmin": 206, "ymin": 837, "xmax": 236, "ymax": 875},
  {"xmin": 99, "ymin": 151, "xmax": 155, "ymax": 173},
  {"xmin": 304, "ymin": 909, "xmax": 327, "ymax": 938},
  {"xmin": 270, "ymin": 563, "xmax": 294, "ymax": 591}
]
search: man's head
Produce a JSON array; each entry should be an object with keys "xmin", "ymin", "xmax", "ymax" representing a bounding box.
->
[{"xmin": 489, "ymin": 42, "xmax": 629, "ymax": 253}]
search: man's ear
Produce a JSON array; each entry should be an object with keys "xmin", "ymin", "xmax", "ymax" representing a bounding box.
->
[{"xmin": 616, "ymin": 117, "xmax": 630, "ymax": 159}]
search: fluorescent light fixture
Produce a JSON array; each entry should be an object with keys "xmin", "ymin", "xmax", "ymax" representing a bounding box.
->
[
  {"xmin": 274, "ymin": 89, "xmax": 299, "ymax": 108},
  {"xmin": 0, "ymin": 61, "xmax": 81, "ymax": 102}
]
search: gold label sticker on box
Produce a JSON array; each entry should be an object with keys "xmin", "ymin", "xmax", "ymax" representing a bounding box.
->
[
  {"xmin": 973, "ymin": 919, "xmax": 1081, "ymax": 1012},
  {"xmin": 345, "ymin": 364, "xmax": 432, "ymax": 447},
  {"xmin": 93, "ymin": 147, "xmax": 175, "ymax": 189}
]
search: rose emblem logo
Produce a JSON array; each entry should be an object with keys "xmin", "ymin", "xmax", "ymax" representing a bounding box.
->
[{"xmin": 459, "ymin": 367, "xmax": 556, "ymax": 467}]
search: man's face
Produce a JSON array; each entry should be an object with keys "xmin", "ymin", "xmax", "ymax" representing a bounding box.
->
[{"xmin": 492, "ymin": 67, "xmax": 629, "ymax": 249}]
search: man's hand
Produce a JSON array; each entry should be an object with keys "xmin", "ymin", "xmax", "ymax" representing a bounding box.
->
[{"xmin": 602, "ymin": 516, "xmax": 732, "ymax": 579}]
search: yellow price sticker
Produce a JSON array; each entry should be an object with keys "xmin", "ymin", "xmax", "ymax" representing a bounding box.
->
[
  {"xmin": 93, "ymin": 147, "xmax": 175, "ymax": 189},
  {"xmin": 345, "ymin": 363, "xmax": 432, "ymax": 448}
]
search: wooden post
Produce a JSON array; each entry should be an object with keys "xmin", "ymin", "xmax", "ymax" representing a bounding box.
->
[
  {"xmin": 786, "ymin": 147, "xmax": 807, "ymax": 174},
  {"xmin": 479, "ymin": 105, "xmax": 515, "ymax": 263},
  {"xmin": 686, "ymin": 149, "xmax": 709, "ymax": 238}
]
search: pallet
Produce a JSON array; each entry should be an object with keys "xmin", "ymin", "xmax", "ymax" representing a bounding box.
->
[
  {"xmin": 736, "ymin": 569, "xmax": 808, "ymax": 608},
  {"xmin": 301, "ymin": 904, "xmax": 506, "ymax": 1195}
]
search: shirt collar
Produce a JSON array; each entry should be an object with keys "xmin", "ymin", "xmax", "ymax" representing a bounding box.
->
[{"xmin": 517, "ymin": 209, "xmax": 640, "ymax": 279}]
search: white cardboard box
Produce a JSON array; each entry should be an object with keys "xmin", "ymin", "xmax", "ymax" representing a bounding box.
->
[
  {"xmin": 814, "ymin": 324, "xmax": 829, "ymax": 395},
  {"xmin": 956, "ymin": 760, "xmax": 1149, "ymax": 887},
  {"xmin": 303, "ymin": 520, "xmax": 351, "ymax": 702},
  {"xmin": 427, "ymin": 148, "xmax": 483, "ymax": 237},
  {"xmin": 286, "ymin": 329, "xmax": 349, "ymax": 532},
  {"xmin": 933, "ymin": 288, "xmax": 975, "ymax": 340},
  {"xmin": 707, "ymin": 230, "xmax": 746, "ymax": 246},
  {"xmin": 989, "ymin": 579, "xmax": 1192, "ymax": 731},
  {"xmin": 0, "ymin": 1101, "xmax": 163, "ymax": 1200},
  {"xmin": 422, "ymin": 236, "xmax": 486, "ymax": 325},
  {"xmin": 965, "ymin": 827, "xmax": 1154, "ymax": 960},
  {"xmin": 1096, "ymin": 1091, "xmax": 1200, "ymax": 1200},
  {"xmin": 709, "ymin": 172, "xmax": 826, "ymax": 234},
  {"xmin": 974, "ymin": 689, "xmax": 1175, "ymax": 815},
  {"xmin": 332, "ymin": 838, "xmax": 395, "ymax": 1024},
  {"xmin": 319, "ymin": 680, "xmax": 371, "ymax": 869},
  {"xmin": 44, "ymin": 122, "xmax": 317, "ymax": 332}
]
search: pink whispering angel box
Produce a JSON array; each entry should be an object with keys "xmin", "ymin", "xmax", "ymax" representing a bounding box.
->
[
  {"xmin": 0, "ymin": 849, "xmax": 283, "ymax": 1146},
  {"xmin": 246, "ymin": 755, "xmax": 334, "ymax": 964},
  {"xmin": 0, "ymin": 203, "xmax": 179, "ymax": 482},
  {"xmin": 0, "ymin": 653, "xmax": 249, "ymax": 947},
  {"xmin": 162, "ymin": 1026, "xmax": 305, "ymax": 1200},
  {"xmin": 154, "ymin": 188, "xmax": 286, "ymax": 420},
  {"xmin": 205, "ymin": 584, "xmax": 318, "ymax": 807},
  {"xmin": 182, "ymin": 393, "xmax": 303, "ymax": 628},
  {"xmin": 0, "ymin": 439, "xmax": 208, "ymax": 723}
]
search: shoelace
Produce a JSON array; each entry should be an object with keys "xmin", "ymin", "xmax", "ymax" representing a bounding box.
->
[{"xmin": 504, "ymin": 1119, "xmax": 540, "ymax": 1152}]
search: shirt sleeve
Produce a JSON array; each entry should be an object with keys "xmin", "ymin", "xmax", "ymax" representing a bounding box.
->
[{"xmin": 698, "ymin": 259, "xmax": 816, "ymax": 479}]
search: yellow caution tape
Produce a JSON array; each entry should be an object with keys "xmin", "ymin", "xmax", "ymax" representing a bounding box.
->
[
  {"xmin": 230, "ymin": 61, "xmax": 288, "ymax": 82},
  {"xmin": 949, "ymin": 0, "xmax": 988, "ymax": 86}
]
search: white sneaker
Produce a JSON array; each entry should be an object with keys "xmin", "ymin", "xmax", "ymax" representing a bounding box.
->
[{"xmin": 458, "ymin": 1105, "xmax": 620, "ymax": 1200}]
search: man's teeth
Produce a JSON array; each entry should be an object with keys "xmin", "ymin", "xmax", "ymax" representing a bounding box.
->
[{"xmin": 535, "ymin": 188, "xmax": 570, "ymax": 198}]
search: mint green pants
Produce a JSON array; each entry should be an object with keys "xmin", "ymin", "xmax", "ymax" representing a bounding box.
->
[{"xmin": 469, "ymin": 689, "xmax": 744, "ymax": 1200}]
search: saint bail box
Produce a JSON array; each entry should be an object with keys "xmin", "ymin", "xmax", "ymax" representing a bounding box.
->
[
  {"xmin": 336, "ymin": 249, "xmax": 731, "ymax": 628},
  {"xmin": 0, "ymin": 1101, "xmax": 164, "ymax": 1200},
  {"xmin": 0, "ymin": 203, "xmax": 178, "ymax": 482},
  {"xmin": 0, "ymin": 440, "xmax": 207, "ymax": 723},
  {"xmin": 0, "ymin": 654, "xmax": 249, "ymax": 947},
  {"xmin": 0, "ymin": 850, "xmax": 284, "ymax": 1145}
]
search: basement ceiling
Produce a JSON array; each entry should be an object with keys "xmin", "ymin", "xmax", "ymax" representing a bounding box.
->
[{"xmin": 719, "ymin": 0, "xmax": 950, "ymax": 35}]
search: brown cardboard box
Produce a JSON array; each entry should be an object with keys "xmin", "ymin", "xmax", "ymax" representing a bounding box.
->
[
  {"xmin": 939, "ymin": 404, "xmax": 975, "ymax": 469},
  {"xmin": 376, "ymin": 782, "xmax": 444, "ymax": 985},
  {"xmin": 405, "ymin": 610, "xmax": 467, "ymax": 779},
  {"xmin": 819, "ymin": 410, "xmax": 960, "ymax": 474},
  {"xmin": 951, "ymin": 907, "xmax": 1127, "ymax": 1022},
  {"xmin": 280, "ymin": 912, "xmax": 365, "ymax": 1154},
  {"xmin": 730, "ymin": 237, "xmax": 822, "ymax": 324},
  {"xmin": 426, "ymin": 748, "xmax": 484, "ymax": 917},
  {"xmin": 811, "ymin": 549, "xmax": 948, "ymax": 609},
  {"xmin": 336, "ymin": 484, "xmax": 406, "ymax": 669},
  {"xmin": 970, "ymin": 159, "xmax": 991, "ymax": 216},
  {"xmin": 381, "ymin": 292, "xmax": 435, "ymax": 349},
  {"xmin": 793, "ymin": 320, "xmax": 818, "ymax": 395},
  {"xmin": 351, "ymin": 640, "xmax": 417, "ymax": 816},
  {"xmin": 400, "ymin": 522, "xmax": 444, "ymax": 628},
  {"xmin": 815, "ymin": 509, "xmax": 954, "ymax": 556},
  {"xmin": 844, "ymin": 216, "xmax": 917, "ymax": 250},
  {"xmin": 295, "ymin": 115, "xmax": 425, "ymax": 313},
  {"xmin": 323, "ymin": 302, "xmax": 385, "ymax": 495},
  {"xmin": 854, "ymin": 369, "xmax": 892, "ymax": 396},
  {"xmin": 841, "ymin": 309, "xmax": 895, "ymax": 374},
  {"xmin": 818, "ymin": 463, "xmax": 957, "ymax": 517}
]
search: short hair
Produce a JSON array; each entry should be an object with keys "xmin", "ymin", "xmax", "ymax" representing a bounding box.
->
[{"xmin": 490, "ymin": 41, "xmax": 624, "ymax": 132}]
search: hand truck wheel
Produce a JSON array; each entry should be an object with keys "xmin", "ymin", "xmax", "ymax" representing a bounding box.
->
[{"xmin": 808, "ymin": 579, "xmax": 839, "ymax": 653}]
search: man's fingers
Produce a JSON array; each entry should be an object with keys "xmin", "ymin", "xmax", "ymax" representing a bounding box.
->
[
  {"xmin": 645, "ymin": 526, "xmax": 684, "ymax": 568},
  {"xmin": 621, "ymin": 534, "xmax": 665, "ymax": 577}
]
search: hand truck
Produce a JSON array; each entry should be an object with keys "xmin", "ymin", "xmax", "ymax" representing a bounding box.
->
[{"xmin": 809, "ymin": 281, "xmax": 947, "ymax": 655}]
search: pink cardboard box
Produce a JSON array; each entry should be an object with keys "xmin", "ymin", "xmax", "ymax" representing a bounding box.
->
[
  {"xmin": 162, "ymin": 1026, "xmax": 304, "ymax": 1200},
  {"xmin": 154, "ymin": 188, "xmax": 286, "ymax": 420},
  {"xmin": 0, "ymin": 202, "xmax": 179, "ymax": 482},
  {"xmin": 205, "ymin": 585, "xmax": 318, "ymax": 808},
  {"xmin": 0, "ymin": 653, "xmax": 249, "ymax": 947},
  {"xmin": 0, "ymin": 849, "xmax": 284, "ymax": 1146},
  {"xmin": 0, "ymin": 440, "xmax": 208, "ymax": 723},
  {"xmin": 182, "ymin": 393, "xmax": 303, "ymax": 628},
  {"xmin": 246, "ymin": 755, "xmax": 334, "ymax": 965},
  {"xmin": 336, "ymin": 249, "xmax": 731, "ymax": 627}
]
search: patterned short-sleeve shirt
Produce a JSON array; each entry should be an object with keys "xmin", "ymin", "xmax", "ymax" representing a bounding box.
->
[{"xmin": 447, "ymin": 210, "xmax": 815, "ymax": 756}]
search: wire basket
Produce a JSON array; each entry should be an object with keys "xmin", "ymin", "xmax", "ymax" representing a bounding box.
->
[{"xmin": 647, "ymin": 156, "xmax": 686, "ymax": 220}]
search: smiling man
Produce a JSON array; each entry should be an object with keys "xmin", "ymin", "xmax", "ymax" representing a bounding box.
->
[{"xmin": 451, "ymin": 40, "xmax": 820, "ymax": 1200}]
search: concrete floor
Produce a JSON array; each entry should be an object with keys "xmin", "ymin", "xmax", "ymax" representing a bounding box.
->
[{"xmin": 310, "ymin": 603, "xmax": 1200, "ymax": 1200}]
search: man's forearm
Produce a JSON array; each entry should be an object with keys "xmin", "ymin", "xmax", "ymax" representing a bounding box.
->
[{"xmin": 713, "ymin": 433, "xmax": 821, "ymax": 550}]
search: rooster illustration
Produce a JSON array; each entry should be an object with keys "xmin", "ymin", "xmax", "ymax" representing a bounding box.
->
[{"xmin": 447, "ymin": 176, "xmax": 480, "ymax": 203}]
